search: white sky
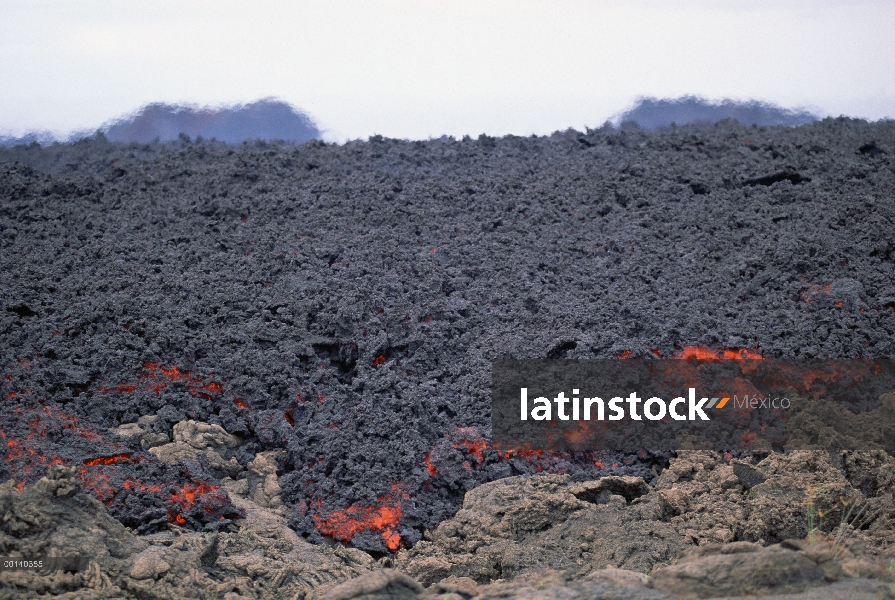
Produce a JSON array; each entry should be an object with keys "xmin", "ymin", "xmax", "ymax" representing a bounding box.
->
[{"xmin": 1, "ymin": 0, "xmax": 893, "ymax": 142}]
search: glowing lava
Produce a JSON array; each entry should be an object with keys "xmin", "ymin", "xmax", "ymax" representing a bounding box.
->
[
  {"xmin": 313, "ymin": 485, "xmax": 408, "ymax": 551},
  {"xmin": 83, "ymin": 453, "xmax": 136, "ymax": 466},
  {"xmin": 801, "ymin": 281, "xmax": 833, "ymax": 303},
  {"xmin": 1, "ymin": 399, "xmax": 240, "ymax": 529},
  {"xmin": 101, "ymin": 362, "xmax": 224, "ymax": 399},
  {"xmin": 674, "ymin": 346, "xmax": 764, "ymax": 360}
]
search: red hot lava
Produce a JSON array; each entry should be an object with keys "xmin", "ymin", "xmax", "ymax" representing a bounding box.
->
[
  {"xmin": 101, "ymin": 362, "xmax": 224, "ymax": 399},
  {"xmin": 0, "ymin": 398, "xmax": 241, "ymax": 531},
  {"xmin": 313, "ymin": 484, "xmax": 409, "ymax": 551}
]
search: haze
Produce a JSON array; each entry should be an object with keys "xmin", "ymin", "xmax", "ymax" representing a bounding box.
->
[{"xmin": 1, "ymin": 0, "xmax": 892, "ymax": 142}]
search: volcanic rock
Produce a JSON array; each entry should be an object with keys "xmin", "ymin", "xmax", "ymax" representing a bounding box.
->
[
  {"xmin": 648, "ymin": 542, "xmax": 824, "ymax": 598},
  {"xmin": 731, "ymin": 461, "xmax": 766, "ymax": 489},
  {"xmin": 146, "ymin": 419, "xmax": 243, "ymax": 479},
  {"xmin": 244, "ymin": 451, "xmax": 288, "ymax": 514},
  {"xmin": 319, "ymin": 569, "xmax": 424, "ymax": 600},
  {"xmin": 0, "ymin": 470, "xmax": 374, "ymax": 599},
  {"xmin": 330, "ymin": 549, "xmax": 895, "ymax": 599},
  {"xmin": 3, "ymin": 116, "xmax": 895, "ymax": 595},
  {"xmin": 395, "ymin": 450, "xmax": 895, "ymax": 594},
  {"xmin": 3, "ymin": 118, "xmax": 895, "ymax": 549},
  {"xmin": 395, "ymin": 473, "xmax": 691, "ymax": 585},
  {"xmin": 128, "ymin": 546, "xmax": 171, "ymax": 580}
]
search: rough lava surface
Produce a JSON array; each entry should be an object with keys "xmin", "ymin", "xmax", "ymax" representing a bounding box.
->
[{"xmin": 1, "ymin": 118, "xmax": 894, "ymax": 563}]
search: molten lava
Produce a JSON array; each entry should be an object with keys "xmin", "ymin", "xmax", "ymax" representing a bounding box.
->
[
  {"xmin": 101, "ymin": 362, "xmax": 224, "ymax": 399},
  {"xmin": 313, "ymin": 485, "xmax": 408, "ymax": 551},
  {"xmin": 1, "ymin": 398, "xmax": 241, "ymax": 531},
  {"xmin": 801, "ymin": 281, "xmax": 833, "ymax": 303},
  {"xmin": 614, "ymin": 346, "xmax": 763, "ymax": 360},
  {"xmin": 451, "ymin": 428, "xmax": 487, "ymax": 462},
  {"xmin": 674, "ymin": 346, "xmax": 764, "ymax": 360},
  {"xmin": 83, "ymin": 453, "xmax": 135, "ymax": 466}
]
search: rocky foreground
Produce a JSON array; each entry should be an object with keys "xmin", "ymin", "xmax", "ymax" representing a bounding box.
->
[{"xmin": 2, "ymin": 435, "xmax": 893, "ymax": 599}]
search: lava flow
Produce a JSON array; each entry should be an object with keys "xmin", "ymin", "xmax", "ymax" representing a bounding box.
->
[
  {"xmin": 302, "ymin": 346, "xmax": 772, "ymax": 551},
  {"xmin": 312, "ymin": 484, "xmax": 409, "ymax": 551},
  {"xmin": 674, "ymin": 346, "xmax": 764, "ymax": 360},
  {"xmin": 101, "ymin": 362, "xmax": 224, "ymax": 399},
  {"xmin": 0, "ymin": 398, "xmax": 241, "ymax": 532}
]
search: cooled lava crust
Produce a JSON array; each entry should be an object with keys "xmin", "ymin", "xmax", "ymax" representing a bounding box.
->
[{"xmin": 1, "ymin": 118, "xmax": 894, "ymax": 553}]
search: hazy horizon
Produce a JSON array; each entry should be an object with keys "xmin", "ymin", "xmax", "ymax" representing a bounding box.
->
[
  {"xmin": 0, "ymin": 95, "xmax": 846, "ymax": 147},
  {"xmin": 2, "ymin": 1, "xmax": 893, "ymax": 142}
]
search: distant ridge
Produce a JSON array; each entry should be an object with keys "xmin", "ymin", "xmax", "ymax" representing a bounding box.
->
[
  {"xmin": 104, "ymin": 98, "xmax": 321, "ymax": 144},
  {"xmin": 0, "ymin": 130, "xmax": 60, "ymax": 148},
  {"xmin": 615, "ymin": 96, "xmax": 819, "ymax": 129},
  {"xmin": 0, "ymin": 98, "xmax": 321, "ymax": 147}
]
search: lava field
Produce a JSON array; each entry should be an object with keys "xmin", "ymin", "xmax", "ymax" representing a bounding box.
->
[{"xmin": 1, "ymin": 117, "xmax": 894, "ymax": 555}]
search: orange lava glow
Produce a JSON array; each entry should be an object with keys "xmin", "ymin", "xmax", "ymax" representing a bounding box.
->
[
  {"xmin": 674, "ymin": 346, "xmax": 764, "ymax": 360},
  {"xmin": 801, "ymin": 281, "xmax": 833, "ymax": 303},
  {"xmin": 2, "ymin": 400, "xmax": 231, "ymax": 526},
  {"xmin": 451, "ymin": 428, "xmax": 487, "ymax": 462},
  {"xmin": 202, "ymin": 382, "xmax": 223, "ymax": 394},
  {"xmin": 373, "ymin": 354, "xmax": 386, "ymax": 367},
  {"xmin": 171, "ymin": 482, "xmax": 217, "ymax": 509},
  {"xmin": 614, "ymin": 346, "xmax": 763, "ymax": 360},
  {"xmin": 313, "ymin": 485, "xmax": 408, "ymax": 551},
  {"xmin": 121, "ymin": 479, "xmax": 163, "ymax": 494},
  {"xmin": 1, "ymin": 404, "xmax": 107, "ymax": 481},
  {"xmin": 77, "ymin": 469, "xmax": 116, "ymax": 504},
  {"xmin": 167, "ymin": 482, "xmax": 220, "ymax": 524},
  {"xmin": 498, "ymin": 448, "xmax": 545, "ymax": 460},
  {"xmin": 101, "ymin": 363, "xmax": 224, "ymax": 399},
  {"xmin": 83, "ymin": 453, "xmax": 134, "ymax": 466},
  {"xmin": 424, "ymin": 454, "xmax": 438, "ymax": 476}
]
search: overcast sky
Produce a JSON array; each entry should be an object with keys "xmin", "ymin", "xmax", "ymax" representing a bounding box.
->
[{"xmin": 1, "ymin": 0, "xmax": 893, "ymax": 142}]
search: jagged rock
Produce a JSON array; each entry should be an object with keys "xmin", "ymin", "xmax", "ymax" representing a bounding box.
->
[
  {"xmin": 653, "ymin": 450, "xmax": 867, "ymax": 546},
  {"xmin": 173, "ymin": 419, "xmax": 239, "ymax": 452},
  {"xmin": 147, "ymin": 420, "xmax": 243, "ymax": 477},
  {"xmin": 649, "ymin": 542, "xmax": 824, "ymax": 599},
  {"xmin": 113, "ymin": 422, "xmax": 144, "ymax": 438},
  {"xmin": 732, "ymin": 461, "xmax": 766, "ymax": 489},
  {"xmin": 0, "ymin": 475, "xmax": 374, "ymax": 599},
  {"xmin": 129, "ymin": 546, "xmax": 171, "ymax": 580},
  {"xmin": 319, "ymin": 569, "xmax": 423, "ymax": 600},
  {"xmin": 112, "ymin": 416, "xmax": 171, "ymax": 450},
  {"xmin": 245, "ymin": 452, "xmax": 288, "ymax": 515},
  {"xmin": 204, "ymin": 447, "xmax": 244, "ymax": 478},
  {"xmin": 396, "ymin": 474, "xmax": 690, "ymax": 585},
  {"xmin": 141, "ymin": 432, "xmax": 171, "ymax": 450},
  {"xmin": 148, "ymin": 441, "xmax": 201, "ymax": 464},
  {"xmin": 35, "ymin": 464, "xmax": 80, "ymax": 498},
  {"xmin": 396, "ymin": 452, "xmax": 895, "ymax": 598},
  {"xmin": 570, "ymin": 475, "xmax": 652, "ymax": 503}
]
